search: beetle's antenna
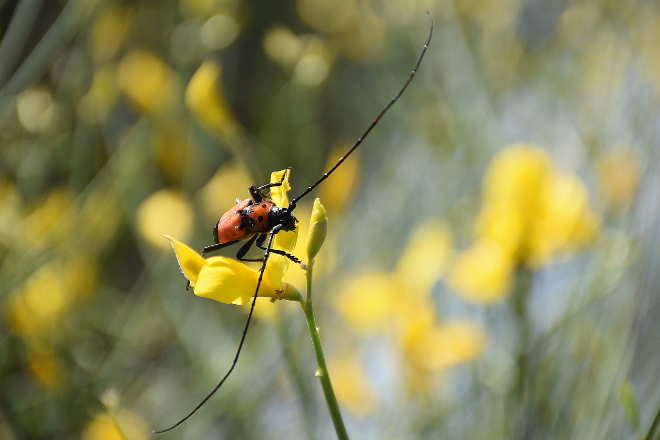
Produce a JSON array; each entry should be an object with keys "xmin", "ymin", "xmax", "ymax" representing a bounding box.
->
[
  {"xmin": 153, "ymin": 231, "xmax": 277, "ymax": 434},
  {"xmin": 288, "ymin": 12, "xmax": 433, "ymax": 211}
]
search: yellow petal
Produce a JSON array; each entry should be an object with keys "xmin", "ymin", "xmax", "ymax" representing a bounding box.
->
[
  {"xmin": 395, "ymin": 219, "xmax": 452, "ymax": 295},
  {"xmin": 117, "ymin": 50, "xmax": 175, "ymax": 114},
  {"xmin": 269, "ymin": 169, "xmax": 291, "ymax": 208},
  {"xmin": 448, "ymin": 240, "xmax": 514, "ymax": 304},
  {"xmin": 333, "ymin": 272, "xmax": 402, "ymax": 334},
  {"xmin": 408, "ymin": 321, "xmax": 486, "ymax": 371},
  {"xmin": 264, "ymin": 169, "xmax": 298, "ymax": 288},
  {"xmin": 137, "ymin": 190, "xmax": 194, "ymax": 250},
  {"xmin": 185, "ymin": 61, "xmax": 239, "ymax": 140},
  {"xmin": 165, "ymin": 236, "xmax": 206, "ymax": 286},
  {"xmin": 195, "ymin": 257, "xmax": 278, "ymax": 305},
  {"xmin": 483, "ymin": 143, "xmax": 553, "ymax": 211}
]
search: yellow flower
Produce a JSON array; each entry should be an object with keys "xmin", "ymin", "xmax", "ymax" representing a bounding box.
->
[
  {"xmin": 5, "ymin": 257, "xmax": 98, "ymax": 341},
  {"xmin": 167, "ymin": 170, "xmax": 301, "ymax": 305},
  {"xmin": 135, "ymin": 189, "xmax": 195, "ymax": 250},
  {"xmin": 326, "ymin": 356, "xmax": 378, "ymax": 417},
  {"xmin": 87, "ymin": 5, "xmax": 132, "ymax": 61},
  {"xmin": 448, "ymin": 240, "xmax": 514, "ymax": 303},
  {"xmin": 395, "ymin": 219, "xmax": 453, "ymax": 295},
  {"xmin": 117, "ymin": 50, "xmax": 178, "ymax": 114},
  {"xmin": 406, "ymin": 321, "xmax": 486, "ymax": 371},
  {"xmin": 473, "ymin": 143, "xmax": 600, "ymax": 269},
  {"xmin": 526, "ymin": 172, "xmax": 600, "ymax": 267},
  {"xmin": 482, "ymin": 142, "xmax": 553, "ymax": 211},
  {"xmin": 26, "ymin": 347, "xmax": 65, "ymax": 392},
  {"xmin": 82, "ymin": 410, "xmax": 149, "ymax": 440},
  {"xmin": 185, "ymin": 61, "xmax": 240, "ymax": 141},
  {"xmin": 333, "ymin": 272, "xmax": 403, "ymax": 334}
]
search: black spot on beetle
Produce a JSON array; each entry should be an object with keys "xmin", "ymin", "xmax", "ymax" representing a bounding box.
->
[
  {"xmin": 262, "ymin": 204, "xmax": 267, "ymax": 208},
  {"xmin": 258, "ymin": 216, "xmax": 264, "ymax": 222}
]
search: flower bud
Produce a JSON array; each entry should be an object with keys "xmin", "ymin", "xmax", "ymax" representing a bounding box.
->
[{"xmin": 306, "ymin": 198, "xmax": 328, "ymax": 261}]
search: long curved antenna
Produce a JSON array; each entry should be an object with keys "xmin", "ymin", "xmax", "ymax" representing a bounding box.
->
[
  {"xmin": 153, "ymin": 231, "xmax": 277, "ymax": 434},
  {"xmin": 288, "ymin": 12, "xmax": 433, "ymax": 211}
]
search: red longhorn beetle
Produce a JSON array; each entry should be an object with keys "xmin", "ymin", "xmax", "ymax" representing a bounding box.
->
[{"xmin": 155, "ymin": 14, "xmax": 433, "ymax": 433}]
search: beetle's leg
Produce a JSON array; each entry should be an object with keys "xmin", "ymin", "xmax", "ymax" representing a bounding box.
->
[
  {"xmin": 255, "ymin": 234, "xmax": 305, "ymax": 267},
  {"xmin": 235, "ymin": 234, "xmax": 265, "ymax": 262},
  {"xmin": 249, "ymin": 167, "xmax": 291, "ymax": 202},
  {"xmin": 201, "ymin": 240, "xmax": 238, "ymax": 257}
]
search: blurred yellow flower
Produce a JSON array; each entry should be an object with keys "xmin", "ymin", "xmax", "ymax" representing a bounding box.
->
[
  {"xmin": 333, "ymin": 272, "xmax": 402, "ymax": 334},
  {"xmin": 473, "ymin": 201, "xmax": 525, "ymax": 258},
  {"xmin": 185, "ymin": 61, "xmax": 240, "ymax": 141},
  {"xmin": 326, "ymin": 356, "xmax": 378, "ymax": 417},
  {"xmin": 451, "ymin": 143, "xmax": 601, "ymax": 300},
  {"xmin": 200, "ymin": 161, "xmax": 254, "ymax": 223},
  {"xmin": 448, "ymin": 240, "xmax": 513, "ymax": 303},
  {"xmin": 5, "ymin": 257, "xmax": 98, "ymax": 342},
  {"xmin": 83, "ymin": 413, "xmax": 125, "ymax": 440},
  {"xmin": 88, "ymin": 5, "xmax": 132, "ymax": 61},
  {"xmin": 396, "ymin": 219, "xmax": 453, "ymax": 295},
  {"xmin": 82, "ymin": 410, "xmax": 149, "ymax": 440},
  {"xmin": 117, "ymin": 50, "xmax": 178, "ymax": 114},
  {"xmin": 482, "ymin": 142, "xmax": 552, "ymax": 211},
  {"xmin": 407, "ymin": 321, "xmax": 486, "ymax": 371},
  {"xmin": 527, "ymin": 172, "xmax": 600, "ymax": 267},
  {"xmin": 26, "ymin": 348, "xmax": 64, "ymax": 392},
  {"xmin": 135, "ymin": 189, "xmax": 194, "ymax": 250},
  {"xmin": 336, "ymin": 218, "xmax": 454, "ymax": 331}
]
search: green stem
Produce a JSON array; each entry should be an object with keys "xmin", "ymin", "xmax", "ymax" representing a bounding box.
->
[
  {"xmin": 276, "ymin": 310, "xmax": 317, "ymax": 440},
  {"xmin": 302, "ymin": 261, "xmax": 350, "ymax": 440}
]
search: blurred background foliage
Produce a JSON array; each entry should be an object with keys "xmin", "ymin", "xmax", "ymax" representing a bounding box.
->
[{"xmin": 0, "ymin": 0, "xmax": 658, "ymax": 439}]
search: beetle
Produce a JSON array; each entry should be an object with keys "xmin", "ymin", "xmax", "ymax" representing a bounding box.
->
[
  {"xmin": 202, "ymin": 170, "xmax": 301, "ymax": 266},
  {"xmin": 155, "ymin": 14, "xmax": 433, "ymax": 434}
]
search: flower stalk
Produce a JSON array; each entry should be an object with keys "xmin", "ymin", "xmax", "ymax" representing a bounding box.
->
[
  {"xmin": 300, "ymin": 198, "xmax": 349, "ymax": 440},
  {"xmin": 302, "ymin": 261, "xmax": 349, "ymax": 440}
]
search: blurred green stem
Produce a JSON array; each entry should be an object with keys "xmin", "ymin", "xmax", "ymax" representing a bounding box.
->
[
  {"xmin": 0, "ymin": 0, "xmax": 43, "ymax": 89},
  {"xmin": 276, "ymin": 311, "xmax": 317, "ymax": 440},
  {"xmin": 0, "ymin": 0, "xmax": 99, "ymax": 112},
  {"xmin": 513, "ymin": 267, "xmax": 533, "ymax": 440},
  {"xmin": 643, "ymin": 402, "xmax": 660, "ymax": 440},
  {"xmin": 301, "ymin": 261, "xmax": 350, "ymax": 440}
]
